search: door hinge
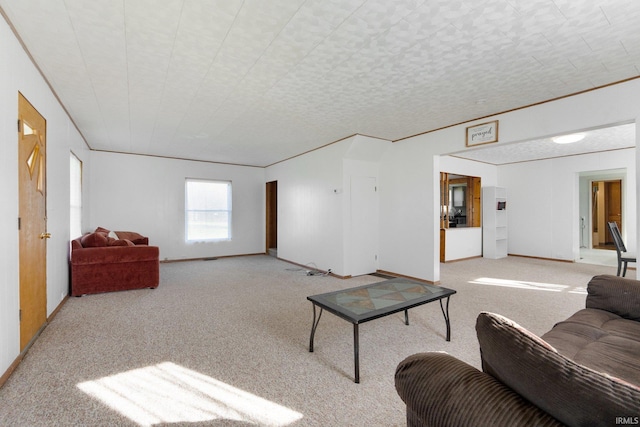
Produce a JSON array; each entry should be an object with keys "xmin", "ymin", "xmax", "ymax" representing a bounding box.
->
[
  {"xmin": 375, "ymin": 254, "xmax": 378, "ymax": 260},
  {"xmin": 17, "ymin": 119, "xmax": 20, "ymax": 133},
  {"xmin": 19, "ymin": 309, "xmax": 22, "ymax": 322},
  {"xmin": 18, "ymin": 217, "xmax": 21, "ymax": 230}
]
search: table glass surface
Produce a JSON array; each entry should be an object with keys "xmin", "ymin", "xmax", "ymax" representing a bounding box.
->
[{"xmin": 307, "ymin": 278, "xmax": 455, "ymax": 323}]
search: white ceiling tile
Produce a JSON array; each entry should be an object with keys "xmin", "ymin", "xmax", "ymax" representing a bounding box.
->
[{"xmin": 0, "ymin": 0, "xmax": 637, "ymax": 166}]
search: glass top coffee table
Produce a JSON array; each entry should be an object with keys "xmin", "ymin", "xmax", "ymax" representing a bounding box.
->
[{"xmin": 307, "ymin": 277, "xmax": 456, "ymax": 383}]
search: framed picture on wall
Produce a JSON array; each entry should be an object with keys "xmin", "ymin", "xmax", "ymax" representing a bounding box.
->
[{"xmin": 466, "ymin": 120, "xmax": 499, "ymax": 147}]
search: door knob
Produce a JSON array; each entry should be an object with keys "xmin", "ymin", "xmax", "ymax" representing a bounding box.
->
[{"xmin": 40, "ymin": 232, "xmax": 51, "ymax": 239}]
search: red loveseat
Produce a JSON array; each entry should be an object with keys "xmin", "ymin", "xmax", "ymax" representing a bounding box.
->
[{"xmin": 70, "ymin": 228, "xmax": 159, "ymax": 296}]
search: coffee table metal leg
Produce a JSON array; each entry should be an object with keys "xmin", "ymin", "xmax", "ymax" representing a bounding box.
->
[
  {"xmin": 309, "ymin": 305, "xmax": 323, "ymax": 352},
  {"xmin": 404, "ymin": 309, "xmax": 409, "ymax": 325},
  {"xmin": 353, "ymin": 323, "xmax": 360, "ymax": 383},
  {"xmin": 439, "ymin": 296, "xmax": 452, "ymax": 341}
]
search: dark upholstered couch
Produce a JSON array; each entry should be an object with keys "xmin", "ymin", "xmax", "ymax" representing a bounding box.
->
[
  {"xmin": 70, "ymin": 228, "xmax": 159, "ymax": 296},
  {"xmin": 395, "ymin": 275, "xmax": 640, "ymax": 426}
]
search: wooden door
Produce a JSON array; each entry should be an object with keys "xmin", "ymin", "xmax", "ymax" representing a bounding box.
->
[
  {"xmin": 18, "ymin": 92, "xmax": 48, "ymax": 351},
  {"xmin": 265, "ymin": 181, "xmax": 277, "ymax": 252},
  {"xmin": 606, "ymin": 180, "xmax": 622, "ymax": 237}
]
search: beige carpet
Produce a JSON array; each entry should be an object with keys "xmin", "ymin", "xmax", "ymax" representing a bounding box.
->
[{"xmin": 0, "ymin": 255, "xmax": 616, "ymax": 426}]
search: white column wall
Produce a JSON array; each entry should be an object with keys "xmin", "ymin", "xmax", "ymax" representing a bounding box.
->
[{"xmin": 265, "ymin": 138, "xmax": 350, "ymax": 275}]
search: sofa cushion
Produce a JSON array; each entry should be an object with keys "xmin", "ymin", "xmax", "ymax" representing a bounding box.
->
[
  {"xmin": 108, "ymin": 238, "xmax": 134, "ymax": 247},
  {"xmin": 114, "ymin": 231, "xmax": 147, "ymax": 245},
  {"xmin": 542, "ymin": 308, "xmax": 640, "ymax": 387},
  {"xmin": 476, "ymin": 311, "xmax": 640, "ymax": 427},
  {"xmin": 586, "ymin": 274, "xmax": 640, "ymax": 321},
  {"xmin": 80, "ymin": 232, "xmax": 108, "ymax": 248}
]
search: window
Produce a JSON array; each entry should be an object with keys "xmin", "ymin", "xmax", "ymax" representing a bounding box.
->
[
  {"xmin": 70, "ymin": 152, "xmax": 83, "ymax": 239},
  {"xmin": 185, "ymin": 179, "xmax": 232, "ymax": 241}
]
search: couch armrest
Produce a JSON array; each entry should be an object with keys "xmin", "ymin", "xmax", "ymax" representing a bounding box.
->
[
  {"xmin": 395, "ymin": 352, "xmax": 562, "ymax": 427},
  {"xmin": 586, "ymin": 274, "xmax": 640, "ymax": 321}
]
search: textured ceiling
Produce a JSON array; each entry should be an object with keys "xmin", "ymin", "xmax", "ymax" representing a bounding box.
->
[
  {"xmin": 1, "ymin": 0, "xmax": 639, "ymax": 167},
  {"xmin": 449, "ymin": 122, "xmax": 636, "ymax": 165}
]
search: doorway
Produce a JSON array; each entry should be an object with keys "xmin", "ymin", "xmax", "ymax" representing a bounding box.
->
[
  {"xmin": 18, "ymin": 92, "xmax": 48, "ymax": 351},
  {"xmin": 350, "ymin": 176, "xmax": 378, "ymax": 276},
  {"xmin": 592, "ymin": 179, "xmax": 622, "ymax": 250},
  {"xmin": 266, "ymin": 181, "xmax": 277, "ymax": 256}
]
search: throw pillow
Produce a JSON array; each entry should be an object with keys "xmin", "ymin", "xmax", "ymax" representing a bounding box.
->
[
  {"xmin": 95, "ymin": 226, "xmax": 110, "ymax": 235},
  {"xmin": 114, "ymin": 231, "xmax": 146, "ymax": 245},
  {"xmin": 476, "ymin": 311, "xmax": 640, "ymax": 427},
  {"xmin": 80, "ymin": 232, "xmax": 108, "ymax": 248},
  {"xmin": 108, "ymin": 239, "xmax": 134, "ymax": 247}
]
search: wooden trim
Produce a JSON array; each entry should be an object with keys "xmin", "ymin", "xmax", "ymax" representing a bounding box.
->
[
  {"xmin": 92, "ymin": 149, "xmax": 264, "ymax": 169},
  {"xmin": 441, "ymin": 255, "xmax": 482, "ymax": 263},
  {"xmin": 0, "ymin": 353, "xmax": 23, "ymax": 388},
  {"xmin": 507, "ymin": 254, "xmax": 574, "ymax": 263},
  {"xmin": 266, "ymin": 134, "xmax": 358, "ymax": 167},
  {"xmin": 1, "ymin": 295, "xmax": 69, "ymax": 388},
  {"xmin": 393, "ymin": 76, "xmax": 640, "ymax": 144},
  {"xmin": 275, "ymin": 257, "xmax": 342, "ymax": 277},
  {"xmin": 510, "ymin": 253, "xmax": 636, "ymax": 270},
  {"xmin": 450, "ymin": 146, "xmax": 635, "ymax": 166},
  {"xmin": 375, "ymin": 269, "xmax": 438, "ymax": 285},
  {"xmin": 0, "ymin": 6, "xmax": 90, "ymax": 151},
  {"xmin": 160, "ymin": 253, "xmax": 266, "ymax": 263},
  {"xmin": 47, "ymin": 296, "xmax": 69, "ymax": 322}
]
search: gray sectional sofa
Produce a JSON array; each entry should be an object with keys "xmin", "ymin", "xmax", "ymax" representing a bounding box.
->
[{"xmin": 395, "ymin": 274, "xmax": 640, "ymax": 426}]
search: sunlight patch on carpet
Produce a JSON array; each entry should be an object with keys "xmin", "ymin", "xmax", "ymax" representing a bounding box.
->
[
  {"xmin": 77, "ymin": 362, "xmax": 303, "ymax": 426},
  {"xmin": 470, "ymin": 277, "xmax": 587, "ymax": 294}
]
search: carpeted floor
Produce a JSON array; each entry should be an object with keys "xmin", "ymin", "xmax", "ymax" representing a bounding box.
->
[{"xmin": 0, "ymin": 255, "xmax": 618, "ymax": 426}]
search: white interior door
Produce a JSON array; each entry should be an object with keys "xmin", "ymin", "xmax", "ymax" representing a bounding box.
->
[{"xmin": 350, "ymin": 176, "xmax": 378, "ymax": 276}]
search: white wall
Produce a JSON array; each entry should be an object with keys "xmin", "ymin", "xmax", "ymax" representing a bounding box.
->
[
  {"xmin": 265, "ymin": 135, "xmax": 392, "ymax": 277},
  {"xmin": 380, "ymin": 79, "xmax": 640, "ymax": 282},
  {"xmin": 89, "ymin": 151, "xmax": 265, "ymax": 260},
  {"xmin": 500, "ymin": 148, "xmax": 636, "ymax": 261},
  {"xmin": 0, "ymin": 15, "xmax": 90, "ymax": 377},
  {"xmin": 265, "ymin": 138, "xmax": 351, "ymax": 275}
]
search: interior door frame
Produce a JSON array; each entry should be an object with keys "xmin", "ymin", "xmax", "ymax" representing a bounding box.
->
[
  {"xmin": 590, "ymin": 178, "xmax": 623, "ymax": 248},
  {"xmin": 18, "ymin": 92, "xmax": 48, "ymax": 352},
  {"xmin": 265, "ymin": 181, "xmax": 277, "ymax": 254},
  {"xmin": 349, "ymin": 175, "xmax": 378, "ymax": 276}
]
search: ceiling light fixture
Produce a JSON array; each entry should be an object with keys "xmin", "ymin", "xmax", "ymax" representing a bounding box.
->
[{"xmin": 552, "ymin": 133, "xmax": 585, "ymax": 144}]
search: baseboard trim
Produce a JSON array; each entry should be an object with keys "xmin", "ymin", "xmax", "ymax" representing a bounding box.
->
[
  {"xmin": 0, "ymin": 353, "xmax": 23, "ymax": 389},
  {"xmin": 508, "ymin": 253, "xmax": 576, "ymax": 263},
  {"xmin": 0, "ymin": 294, "xmax": 70, "ymax": 389},
  {"xmin": 160, "ymin": 253, "xmax": 265, "ymax": 263},
  {"xmin": 275, "ymin": 257, "xmax": 347, "ymax": 278},
  {"xmin": 376, "ymin": 269, "xmax": 438, "ymax": 285},
  {"xmin": 441, "ymin": 255, "xmax": 482, "ymax": 263}
]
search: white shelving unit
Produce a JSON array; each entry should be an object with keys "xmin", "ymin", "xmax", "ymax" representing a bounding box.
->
[{"xmin": 483, "ymin": 186, "xmax": 507, "ymax": 259}]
